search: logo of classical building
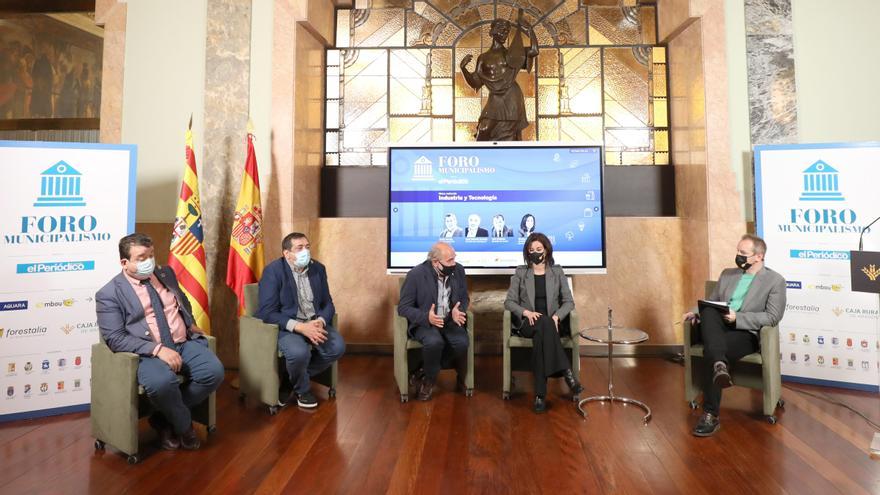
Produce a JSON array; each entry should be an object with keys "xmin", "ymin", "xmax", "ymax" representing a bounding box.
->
[
  {"xmin": 411, "ymin": 156, "xmax": 434, "ymax": 181},
  {"xmin": 861, "ymin": 264, "xmax": 880, "ymax": 281},
  {"xmin": 34, "ymin": 161, "xmax": 86, "ymax": 207},
  {"xmin": 799, "ymin": 160, "xmax": 844, "ymax": 201}
]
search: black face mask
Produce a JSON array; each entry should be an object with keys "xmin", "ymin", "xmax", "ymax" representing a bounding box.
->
[
  {"xmin": 735, "ymin": 254, "xmax": 752, "ymax": 270},
  {"xmin": 437, "ymin": 262, "xmax": 455, "ymax": 277},
  {"xmin": 528, "ymin": 251, "xmax": 545, "ymax": 265}
]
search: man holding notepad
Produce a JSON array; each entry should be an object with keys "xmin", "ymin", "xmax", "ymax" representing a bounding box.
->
[{"xmin": 683, "ymin": 234, "xmax": 787, "ymax": 437}]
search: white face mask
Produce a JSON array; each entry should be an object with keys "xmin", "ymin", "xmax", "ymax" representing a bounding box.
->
[
  {"xmin": 132, "ymin": 257, "xmax": 155, "ymax": 279},
  {"xmin": 294, "ymin": 249, "xmax": 310, "ymax": 268}
]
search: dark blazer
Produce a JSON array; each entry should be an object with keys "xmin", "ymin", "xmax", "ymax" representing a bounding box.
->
[
  {"xmin": 504, "ymin": 264, "xmax": 575, "ymax": 332},
  {"xmin": 695, "ymin": 266, "xmax": 787, "ymax": 332},
  {"xmin": 255, "ymin": 257, "xmax": 335, "ymax": 331},
  {"xmin": 464, "ymin": 227, "xmax": 488, "ymax": 237},
  {"xmin": 491, "ymin": 226, "xmax": 514, "ymax": 238},
  {"xmin": 398, "ymin": 260, "xmax": 469, "ymax": 333},
  {"xmin": 96, "ymin": 266, "xmax": 200, "ymax": 356}
]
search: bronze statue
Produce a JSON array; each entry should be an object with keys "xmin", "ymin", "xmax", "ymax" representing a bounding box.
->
[{"xmin": 459, "ymin": 9, "xmax": 538, "ymax": 141}]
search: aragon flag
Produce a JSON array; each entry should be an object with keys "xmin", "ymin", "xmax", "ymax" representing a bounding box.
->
[
  {"xmin": 167, "ymin": 119, "xmax": 211, "ymax": 332},
  {"xmin": 226, "ymin": 127, "xmax": 265, "ymax": 315}
]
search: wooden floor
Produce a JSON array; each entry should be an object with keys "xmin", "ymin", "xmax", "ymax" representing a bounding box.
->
[{"xmin": 1, "ymin": 355, "xmax": 878, "ymax": 494}]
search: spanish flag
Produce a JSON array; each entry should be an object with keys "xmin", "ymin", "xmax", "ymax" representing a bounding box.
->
[
  {"xmin": 226, "ymin": 127, "xmax": 265, "ymax": 314},
  {"xmin": 168, "ymin": 119, "xmax": 211, "ymax": 332}
]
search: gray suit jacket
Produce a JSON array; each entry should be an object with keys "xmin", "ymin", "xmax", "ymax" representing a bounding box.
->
[
  {"xmin": 96, "ymin": 266, "xmax": 200, "ymax": 356},
  {"xmin": 697, "ymin": 266, "xmax": 787, "ymax": 332},
  {"xmin": 504, "ymin": 264, "xmax": 574, "ymax": 331}
]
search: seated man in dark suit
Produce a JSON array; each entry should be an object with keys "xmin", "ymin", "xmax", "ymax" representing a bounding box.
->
[
  {"xmin": 96, "ymin": 233, "xmax": 224, "ymax": 451},
  {"xmin": 255, "ymin": 232, "xmax": 345, "ymax": 409},
  {"xmin": 398, "ymin": 242, "xmax": 469, "ymax": 400},
  {"xmin": 683, "ymin": 234, "xmax": 786, "ymax": 437}
]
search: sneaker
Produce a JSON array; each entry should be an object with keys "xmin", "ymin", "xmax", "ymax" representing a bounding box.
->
[
  {"xmin": 563, "ymin": 369, "xmax": 584, "ymax": 395},
  {"xmin": 417, "ymin": 380, "xmax": 435, "ymax": 401},
  {"xmin": 296, "ymin": 391, "xmax": 318, "ymax": 408},
  {"xmin": 533, "ymin": 395, "xmax": 547, "ymax": 414},
  {"xmin": 692, "ymin": 412, "xmax": 720, "ymax": 437},
  {"xmin": 712, "ymin": 361, "xmax": 732, "ymax": 389},
  {"xmin": 180, "ymin": 426, "xmax": 201, "ymax": 450}
]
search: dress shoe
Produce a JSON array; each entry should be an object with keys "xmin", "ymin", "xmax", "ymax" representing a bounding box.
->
[
  {"xmin": 563, "ymin": 369, "xmax": 583, "ymax": 395},
  {"xmin": 417, "ymin": 380, "xmax": 435, "ymax": 401},
  {"xmin": 148, "ymin": 414, "xmax": 179, "ymax": 450},
  {"xmin": 712, "ymin": 361, "xmax": 732, "ymax": 388},
  {"xmin": 179, "ymin": 427, "xmax": 201, "ymax": 450},
  {"xmin": 692, "ymin": 412, "xmax": 720, "ymax": 437},
  {"xmin": 533, "ymin": 395, "xmax": 547, "ymax": 414}
]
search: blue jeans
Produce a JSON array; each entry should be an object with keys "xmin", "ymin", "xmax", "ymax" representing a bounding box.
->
[
  {"xmin": 277, "ymin": 324, "xmax": 346, "ymax": 394},
  {"xmin": 137, "ymin": 339, "xmax": 225, "ymax": 435},
  {"xmin": 411, "ymin": 323, "xmax": 469, "ymax": 382}
]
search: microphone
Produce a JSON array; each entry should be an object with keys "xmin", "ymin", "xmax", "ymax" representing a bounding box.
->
[{"xmin": 858, "ymin": 215, "xmax": 880, "ymax": 251}]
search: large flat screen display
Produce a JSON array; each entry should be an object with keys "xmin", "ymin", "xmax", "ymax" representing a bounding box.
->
[{"xmin": 388, "ymin": 143, "xmax": 606, "ymax": 274}]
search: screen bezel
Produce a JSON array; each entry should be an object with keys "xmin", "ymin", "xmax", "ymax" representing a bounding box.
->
[{"xmin": 386, "ymin": 141, "xmax": 607, "ymax": 275}]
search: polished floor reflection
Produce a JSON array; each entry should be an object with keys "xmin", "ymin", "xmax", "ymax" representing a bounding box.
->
[{"xmin": 1, "ymin": 355, "xmax": 877, "ymax": 494}]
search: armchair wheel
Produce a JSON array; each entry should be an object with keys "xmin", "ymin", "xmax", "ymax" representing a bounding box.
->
[
  {"xmin": 268, "ymin": 405, "xmax": 280, "ymax": 416},
  {"xmin": 571, "ymin": 394, "xmax": 580, "ymax": 402},
  {"xmin": 766, "ymin": 415, "xmax": 777, "ymax": 425},
  {"xmin": 400, "ymin": 394, "xmax": 409, "ymax": 403},
  {"xmin": 502, "ymin": 391, "xmax": 511, "ymax": 400},
  {"xmin": 207, "ymin": 425, "xmax": 217, "ymax": 435},
  {"xmin": 328, "ymin": 388, "xmax": 336, "ymax": 399},
  {"xmin": 465, "ymin": 388, "xmax": 473, "ymax": 398},
  {"xmin": 777, "ymin": 399, "xmax": 785, "ymax": 409},
  {"xmin": 238, "ymin": 393, "xmax": 246, "ymax": 404},
  {"xmin": 94, "ymin": 440, "xmax": 105, "ymax": 451},
  {"xmin": 688, "ymin": 401, "xmax": 699, "ymax": 410},
  {"xmin": 127, "ymin": 454, "xmax": 139, "ymax": 465}
]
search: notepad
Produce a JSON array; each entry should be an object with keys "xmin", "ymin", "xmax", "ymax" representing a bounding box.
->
[{"xmin": 698, "ymin": 299, "xmax": 731, "ymax": 315}]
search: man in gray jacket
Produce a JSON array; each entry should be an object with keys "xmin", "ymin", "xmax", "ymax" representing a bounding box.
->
[{"xmin": 683, "ymin": 234, "xmax": 786, "ymax": 436}]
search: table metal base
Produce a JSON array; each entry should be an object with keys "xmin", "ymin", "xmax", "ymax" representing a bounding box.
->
[{"xmin": 578, "ymin": 395, "xmax": 652, "ymax": 424}]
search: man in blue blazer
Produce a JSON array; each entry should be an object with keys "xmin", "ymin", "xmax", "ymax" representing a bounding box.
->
[
  {"xmin": 255, "ymin": 232, "xmax": 345, "ymax": 408},
  {"xmin": 398, "ymin": 242, "xmax": 469, "ymax": 400},
  {"xmin": 683, "ymin": 234, "xmax": 786, "ymax": 437},
  {"xmin": 96, "ymin": 233, "xmax": 224, "ymax": 451}
]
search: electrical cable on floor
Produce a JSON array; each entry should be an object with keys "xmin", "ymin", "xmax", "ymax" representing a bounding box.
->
[{"xmin": 782, "ymin": 384, "xmax": 880, "ymax": 431}]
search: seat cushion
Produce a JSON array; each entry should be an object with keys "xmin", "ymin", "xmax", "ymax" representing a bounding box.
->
[{"xmin": 688, "ymin": 344, "xmax": 763, "ymax": 365}]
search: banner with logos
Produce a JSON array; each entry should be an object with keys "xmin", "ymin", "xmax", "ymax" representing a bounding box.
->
[
  {"xmin": 0, "ymin": 141, "xmax": 136, "ymax": 420},
  {"xmin": 756, "ymin": 142, "xmax": 880, "ymax": 392}
]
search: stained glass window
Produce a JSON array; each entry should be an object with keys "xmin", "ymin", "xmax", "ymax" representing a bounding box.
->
[{"xmin": 325, "ymin": 0, "xmax": 668, "ymax": 167}]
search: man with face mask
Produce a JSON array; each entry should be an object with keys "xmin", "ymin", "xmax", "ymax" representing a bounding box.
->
[
  {"xmin": 96, "ymin": 233, "xmax": 225, "ymax": 451},
  {"xmin": 398, "ymin": 242, "xmax": 470, "ymax": 401},
  {"xmin": 255, "ymin": 232, "xmax": 345, "ymax": 409},
  {"xmin": 683, "ymin": 234, "xmax": 786, "ymax": 437}
]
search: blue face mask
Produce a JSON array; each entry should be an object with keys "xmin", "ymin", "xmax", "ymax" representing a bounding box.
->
[
  {"xmin": 294, "ymin": 249, "xmax": 310, "ymax": 268},
  {"xmin": 134, "ymin": 257, "xmax": 155, "ymax": 279}
]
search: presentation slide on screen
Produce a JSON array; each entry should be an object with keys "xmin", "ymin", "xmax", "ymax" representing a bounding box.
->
[{"xmin": 388, "ymin": 145, "xmax": 605, "ymax": 271}]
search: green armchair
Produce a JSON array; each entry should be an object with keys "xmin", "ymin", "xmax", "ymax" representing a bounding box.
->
[
  {"xmin": 238, "ymin": 283, "xmax": 337, "ymax": 415},
  {"xmin": 501, "ymin": 310, "xmax": 581, "ymax": 400},
  {"xmin": 684, "ymin": 281, "xmax": 784, "ymax": 423},
  {"xmin": 90, "ymin": 335, "xmax": 217, "ymax": 464},
  {"xmin": 393, "ymin": 279, "xmax": 474, "ymax": 402}
]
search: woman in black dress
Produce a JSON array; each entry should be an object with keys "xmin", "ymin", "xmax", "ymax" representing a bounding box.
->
[{"xmin": 504, "ymin": 232, "xmax": 583, "ymax": 412}]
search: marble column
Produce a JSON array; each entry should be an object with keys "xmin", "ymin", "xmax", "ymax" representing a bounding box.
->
[
  {"xmin": 744, "ymin": 0, "xmax": 798, "ymax": 145},
  {"xmin": 96, "ymin": 0, "xmax": 127, "ymax": 144},
  {"xmin": 201, "ymin": 0, "xmax": 252, "ymax": 365}
]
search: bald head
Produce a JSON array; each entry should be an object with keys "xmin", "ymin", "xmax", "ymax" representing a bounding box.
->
[{"xmin": 428, "ymin": 241, "xmax": 455, "ymax": 262}]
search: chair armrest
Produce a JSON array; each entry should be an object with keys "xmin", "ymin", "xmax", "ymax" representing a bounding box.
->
[
  {"xmin": 683, "ymin": 320, "xmax": 694, "ymax": 359},
  {"xmin": 760, "ymin": 325, "xmax": 779, "ymax": 357},
  {"xmin": 205, "ymin": 335, "xmax": 216, "ymax": 353},
  {"xmin": 502, "ymin": 310, "xmax": 511, "ymax": 346}
]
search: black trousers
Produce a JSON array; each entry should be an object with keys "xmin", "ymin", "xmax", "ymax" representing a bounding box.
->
[
  {"xmin": 411, "ymin": 323, "xmax": 469, "ymax": 382},
  {"xmin": 517, "ymin": 315, "xmax": 570, "ymax": 397},
  {"xmin": 698, "ymin": 307, "xmax": 758, "ymax": 415}
]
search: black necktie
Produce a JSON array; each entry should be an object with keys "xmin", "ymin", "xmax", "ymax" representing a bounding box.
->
[{"xmin": 141, "ymin": 279, "xmax": 176, "ymax": 348}]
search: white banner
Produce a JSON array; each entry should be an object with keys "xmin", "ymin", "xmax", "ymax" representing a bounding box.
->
[
  {"xmin": 756, "ymin": 142, "xmax": 880, "ymax": 392},
  {"xmin": 0, "ymin": 141, "xmax": 136, "ymax": 420}
]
